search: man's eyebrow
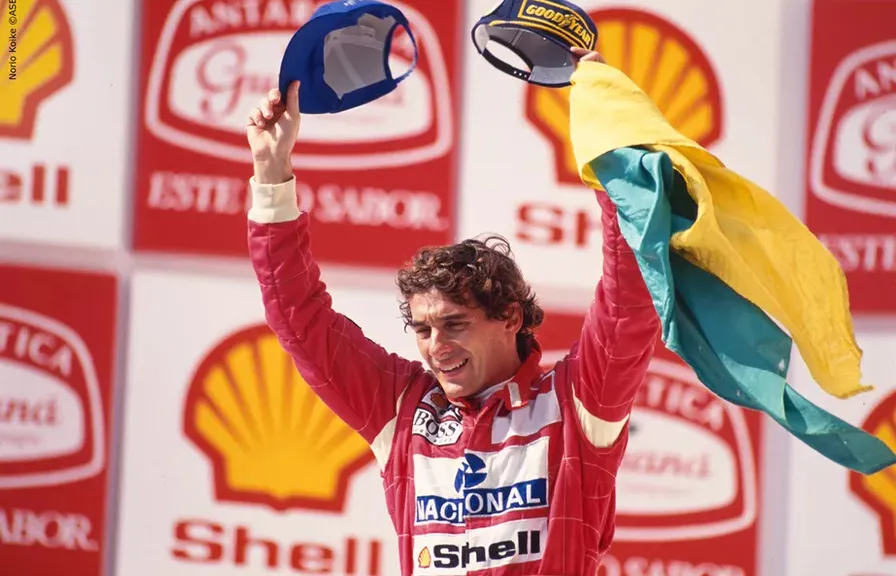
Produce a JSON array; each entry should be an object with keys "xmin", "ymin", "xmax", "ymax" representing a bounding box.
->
[{"xmin": 409, "ymin": 313, "xmax": 470, "ymax": 327}]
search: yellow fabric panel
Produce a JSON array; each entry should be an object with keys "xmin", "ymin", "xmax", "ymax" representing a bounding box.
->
[{"xmin": 568, "ymin": 62, "xmax": 870, "ymax": 400}]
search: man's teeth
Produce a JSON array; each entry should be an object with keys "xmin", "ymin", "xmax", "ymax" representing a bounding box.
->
[{"xmin": 441, "ymin": 359, "xmax": 468, "ymax": 373}]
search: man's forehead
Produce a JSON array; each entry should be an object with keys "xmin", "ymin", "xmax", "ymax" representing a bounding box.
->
[{"xmin": 409, "ymin": 291, "xmax": 471, "ymax": 323}]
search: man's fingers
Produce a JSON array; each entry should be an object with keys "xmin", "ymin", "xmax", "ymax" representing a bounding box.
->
[
  {"xmin": 286, "ymin": 80, "xmax": 300, "ymax": 117},
  {"xmin": 247, "ymin": 107, "xmax": 266, "ymax": 128},
  {"xmin": 570, "ymin": 47, "xmax": 606, "ymax": 64},
  {"xmin": 258, "ymin": 96, "xmax": 274, "ymax": 119}
]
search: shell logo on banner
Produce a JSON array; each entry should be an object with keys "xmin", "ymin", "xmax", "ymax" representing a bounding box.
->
[
  {"xmin": 183, "ymin": 324, "xmax": 374, "ymax": 513},
  {"xmin": 174, "ymin": 322, "xmax": 384, "ymax": 574},
  {"xmin": 0, "ymin": 0, "xmax": 74, "ymax": 140},
  {"xmin": 525, "ymin": 8, "xmax": 724, "ymax": 185},
  {"xmin": 850, "ymin": 391, "xmax": 896, "ymax": 556},
  {"xmin": 0, "ymin": 0, "xmax": 73, "ymax": 210}
]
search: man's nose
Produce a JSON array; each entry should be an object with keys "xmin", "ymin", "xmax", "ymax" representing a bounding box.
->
[{"xmin": 429, "ymin": 329, "xmax": 452, "ymax": 357}]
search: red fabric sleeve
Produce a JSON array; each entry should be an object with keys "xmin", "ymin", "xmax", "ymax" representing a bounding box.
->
[
  {"xmin": 247, "ymin": 206, "xmax": 422, "ymax": 445},
  {"xmin": 573, "ymin": 190, "xmax": 660, "ymax": 428}
]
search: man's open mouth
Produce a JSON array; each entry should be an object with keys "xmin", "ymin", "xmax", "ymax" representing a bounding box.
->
[{"xmin": 439, "ymin": 359, "xmax": 469, "ymax": 374}]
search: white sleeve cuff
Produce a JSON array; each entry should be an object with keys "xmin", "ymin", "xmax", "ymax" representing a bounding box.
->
[{"xmin": 247, "ymin": 176, "xmax": 300, "ymax": 223}]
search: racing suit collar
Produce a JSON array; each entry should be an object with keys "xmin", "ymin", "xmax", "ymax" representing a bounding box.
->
[
  {"xmin": 448, "ymin": 341, "xmax": 544, "ymax": 412},
  {"xmin": 495, "ymin": 341, "xmax": 544, "ymax": 410}
]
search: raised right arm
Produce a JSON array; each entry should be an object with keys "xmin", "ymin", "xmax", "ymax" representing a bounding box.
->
[{"xmin": 245, "ymin": 83, "xmax": 421, "ymax": 466}]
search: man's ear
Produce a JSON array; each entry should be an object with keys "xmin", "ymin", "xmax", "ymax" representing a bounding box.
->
[{"xmin": 504, "ymin": 303, "xmax": 524, "ymax": 334}]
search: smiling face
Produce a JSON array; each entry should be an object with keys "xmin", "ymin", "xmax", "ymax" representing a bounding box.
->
[{"xmin": 408, "ymin": 288, "xmax": 523, "ymax": 400}]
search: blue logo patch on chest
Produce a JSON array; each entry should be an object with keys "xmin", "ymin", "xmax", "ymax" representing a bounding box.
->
[{"xmin": 413, "ymin": 438, "xmax": 550, "ymax": 525}]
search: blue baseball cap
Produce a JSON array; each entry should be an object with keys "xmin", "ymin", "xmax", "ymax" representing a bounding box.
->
[
  {"xmin": 278, "ymin": 0, "xmax": 418, "ymax": 114},
  {"xmin": 471, "ymin": 0, "xmax": 598, "ymax": 87}
]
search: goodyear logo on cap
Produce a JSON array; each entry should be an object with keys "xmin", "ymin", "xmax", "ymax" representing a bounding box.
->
[
  {"xmin": 182, "ymin": 324, "xmax": 374, "ymax": 513},
  {"xmin": 515, "ymin": 0, "xmax": 595, "ymax": 50}
]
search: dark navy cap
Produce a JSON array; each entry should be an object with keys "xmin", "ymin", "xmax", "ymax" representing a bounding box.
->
[
  {"xmin": 471, "ymin": 0, "xmax": 598, "ymax": 87},
  {"xmin": 278, "ymin": 0, "xmax": 418, "ymax": 114}
]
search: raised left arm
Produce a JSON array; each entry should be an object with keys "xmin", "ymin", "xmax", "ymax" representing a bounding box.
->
[{"xmin": 571, "ymin": 189, "xmax": 660, "ymax": 448}]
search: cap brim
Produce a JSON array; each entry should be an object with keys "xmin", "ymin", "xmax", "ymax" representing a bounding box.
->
[{"xmin": 472, "ymin": 21, "xmax": 578, "ymax": 87}]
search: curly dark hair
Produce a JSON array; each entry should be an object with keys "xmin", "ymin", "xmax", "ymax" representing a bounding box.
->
[{"xmin": 395, "ymin": 235, "xmax": 544, "ymax": 357}]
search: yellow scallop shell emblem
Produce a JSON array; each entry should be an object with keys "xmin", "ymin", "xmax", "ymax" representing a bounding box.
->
[
  {"xmin": 0, "ymin": 0, "xmax": 75, "ymax": 139},
  {"xmin": 418, "ymin": 547, "xmax": 432, "ymax": 568},
  {"xmin": 526, "ymin": 8, "xmax": 724, "ymax": 185},
  {"xmin": 850, "ymin": 393, "xmax": 896, "ymax": 554},
  {"xmin": 183, "ymin": 325, "xmax": 374, "ymax": 512}
]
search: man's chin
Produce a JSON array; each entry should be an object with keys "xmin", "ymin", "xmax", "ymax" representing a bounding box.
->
[{"xmin": 438, "ymin": 379, "xmax": 477, "ymax": 400}]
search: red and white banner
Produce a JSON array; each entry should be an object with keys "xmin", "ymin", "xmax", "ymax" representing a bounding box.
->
[
  {"xmin": 115, "ymin": 269, "xmax": 413, "ymax": 576},
  {"xmin": 0, "ymin": 264, "xmax": 118, "ymax": 576},
  {"xmin": 0, "ymin": 0, "xmax": 132, "ymax": 249},
  {"xmin": 804, "ymin": 0, "xmax": 896, "ymax": 312},
  {"xmin": 538, "ymin": 312, "xmax": 763, "ymax": 575},
  {"xmin": 132, "ymin": 0, "xmax": 463, "ymax": 268}
]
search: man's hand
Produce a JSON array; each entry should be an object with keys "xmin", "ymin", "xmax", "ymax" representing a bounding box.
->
[
  {"xmin": 570, "ymin": 47, "xmax": 606, "ymax": 65},
  {"xmin": 246, "ymin": 80, "xmax": 301, "ymax": 185}
]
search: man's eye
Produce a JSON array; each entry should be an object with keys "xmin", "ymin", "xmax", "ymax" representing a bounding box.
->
[
  {"xmin": 415, "ymin": 328, "xmax": 430, "ymax": 337},
  {"xmin": 446, "ymin": 322, "xmax": 466, "ymax": 330}
]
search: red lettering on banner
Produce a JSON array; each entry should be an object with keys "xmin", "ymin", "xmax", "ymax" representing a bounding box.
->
[
  {"xmin": 188, "ymin": 0, "xmax": 316, "ymax": 37},
  {"xmin": 300, "ymin": 182, "xmax": 448, "ymax": 231},
  {"xmin": 851, "ymin": 58, "xmax": 896, "ymax": 101},
  {"xmin": 0, "ymin": 507, "xmax": 98, "ymax": 551},
  {"xmin": 515, "ymin": 202, "xmax": 601, "ymax": 249},
  {"xmin": 819, "ymin": 233, "xmax": 896, "ymax": 272},
  {"xmin": 171, "ymin": 519, "xmax": 382, "ymax": 574},
  {"xmin": 0, "ymin": 165, "xmax": 70, "ymax": 207},
  {"xmin": 597, "ymin": 554, "xmax": 746, "ymax": 576},
  {"xmin": 621, "ymin": 452, "xmax": 712, "ymax": 481},
  {"xmin": 635, "ymin": 372, "xmax": 726, "ymax": 433},
  {"xmin": 148, "ymin": 172, "xmax": 246, "ymax": 214},
  {"xmin": 195, "ymin": 42, "xmax": 275, "ymax": 122},
  {"xmin": 0, "ymin": 396, "xmax": 58, "ymax": 427},
  {"xmin": 147, "ymin": 172, "xmax": 449, "ymax": 231},
  {"xmin": 0, "ymin": 320, "xmax": 75, "ymax": 378}
]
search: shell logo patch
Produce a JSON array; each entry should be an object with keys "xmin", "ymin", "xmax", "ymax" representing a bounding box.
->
[
  {"xmin": 850, "ymin": 391, "xmax": 896, "ymax": 554},
  {"xmin": 525, "ymin": 8, "xmax": 723, "ymax": 185},
  {"xmin": 0, "ymin": 303, "xmax": 105, "ymax": 488},
  {"xmin": 808, "ymin": 40, "xmax": 896, "ymax": 218},
  {"xmin": 183, "ymin": 324, "xmax": 374, "ymax": 513},
  {"xmin": 0, "ymin": 0, "xmax": 74, "ymax": 139},
  {"xmin": 418, "ymin": 546, "xmax": 432, "ymax": 568}
]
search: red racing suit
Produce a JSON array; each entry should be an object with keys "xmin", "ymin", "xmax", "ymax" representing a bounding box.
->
[{"xmin": 247, "ymin": 177, "xmax": 660, "ymax": 575}]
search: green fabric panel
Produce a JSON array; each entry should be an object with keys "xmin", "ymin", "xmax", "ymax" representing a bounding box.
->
[{"xmin": 590, "ymin": 146, "xmax": 896, "ymax": 475}]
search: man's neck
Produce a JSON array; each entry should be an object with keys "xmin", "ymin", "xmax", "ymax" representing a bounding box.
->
[{"xmin": 476, "ymin": 349, "xmax": 525, "ymax": 395}]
